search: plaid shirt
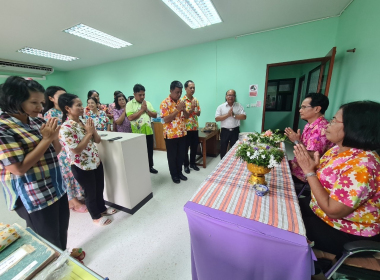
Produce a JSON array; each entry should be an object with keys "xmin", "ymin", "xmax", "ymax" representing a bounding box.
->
[{"xmin": 0, "ymin": 113, "xmax": 65, "ymax": 213}]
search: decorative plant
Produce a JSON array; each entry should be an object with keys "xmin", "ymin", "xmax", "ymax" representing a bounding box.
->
[
  {"xmin": 235, "ymin": 142, "xmax": 284, "ymax": 168},
  {"xmin": 247, "ymin": 129, "xmax": 288, "ymax": 147}
]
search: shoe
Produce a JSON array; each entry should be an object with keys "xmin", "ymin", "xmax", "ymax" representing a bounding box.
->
[
  {"xmin": 172, "ymin": 177, "xmax": 180, "ymax": 184},
  {"xmin": 190, "ymin": 164, "xmax": 200, "ymax": 171},
  {"xmin": 179, "ymin": 173, "xmax": 188, "ymax": 181},
  {"xmin": 184, "ymin": 166, "xmax": 190, "ymax": 174},
  {"xmin": 150, "ymin": 167, "xmax": 158, "ymax": 174}
]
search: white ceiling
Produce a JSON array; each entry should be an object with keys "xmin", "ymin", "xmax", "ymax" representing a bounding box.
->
[{"xmin": 0, "ymin": 0, "xmax": 352, "ymax": 71}]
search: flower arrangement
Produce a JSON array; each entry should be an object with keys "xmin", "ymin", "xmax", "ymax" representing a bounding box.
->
[
  {"xmin": 247, "ymin": 129, "xmax": 288, "ymax": 147},
  {"xmin": 235, "ymin": 142, "xmax": 284, "ymax": 169}
]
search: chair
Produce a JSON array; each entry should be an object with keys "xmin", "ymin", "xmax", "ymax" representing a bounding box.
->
[{"xmin": 314, "ymin": 240, "xmax": 380, "ymax": 279}]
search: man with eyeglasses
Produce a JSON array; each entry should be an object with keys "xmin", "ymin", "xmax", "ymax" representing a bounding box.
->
[
  {"xmin": 284, "ymin": 93, "xmax": 334, "ymax": 192},
  {"xmin": 215, "ymin": 89, "xmax": 246, "ymax": 159}
]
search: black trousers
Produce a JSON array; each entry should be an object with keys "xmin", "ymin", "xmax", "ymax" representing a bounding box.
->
[
  {"xmin": 146, "ymin": 134, "xmax": 154, "ymax": 168},
  {"xmin": 71, "ymin": 162, "xmax": 107, "ymax": 220},
  {"xmin": 299, "ymin": 196, "xmax": 380, "ymax": 273},
  {"xmin": 15, "ymin": 193, "xmax": 70, "ymax": 250},
  {"xmin": 165, "ymin": 137, "xmax": 186, "ymax": 178},
  {"xmin": 184, "ymin": 130, "xmax": 199, "ymax": 167},
  {"xmin": 220, "ymin": 127, "xmax": 240, "ymax": 159}
]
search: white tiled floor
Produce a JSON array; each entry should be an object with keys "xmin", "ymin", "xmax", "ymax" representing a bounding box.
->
[{"xmin": 0, "ymin": 151, "xmax": 220, "ymax": 280}]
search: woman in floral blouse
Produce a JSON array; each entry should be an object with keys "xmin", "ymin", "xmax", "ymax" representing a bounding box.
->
[
  {"xmin": 294, "ymin": 101, "xmax": 380, "ymax": 279},
  {"xmin": 59, "ymin": 93, "xmax": 117, "ymax": 226},
  {"xmin": 85, "ymin": 90, "xmax": 113, "ymax": 120},
  {"xmin": 113, "ymin": 93, "xmax": 131, "ymax": 133},
  {"xmin": 84, "ymin": 97, "xmax": 110, "ymax": 131},
  {"xmin": 44, "ymin": 86, "xmax": 87, "ymax": 213}
]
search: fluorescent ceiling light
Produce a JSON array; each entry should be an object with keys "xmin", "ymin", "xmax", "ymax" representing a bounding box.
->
[
  {"xmin": 17, "ymin": 47, "xmax": 79, "ymax": 61},
  {"xmin": 162, "ymin": 0, "xmax": 222, "ymax": 29},
  {"xmin": 63, "ymin": 24, "xmax": 132, "ymax": 49}
]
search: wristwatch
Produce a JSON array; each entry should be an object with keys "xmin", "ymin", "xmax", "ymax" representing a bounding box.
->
[
  {"xmin": 305, "ymin": 172, "xmax": 317, "ymax": 179},
  {"xmin": 294, "ymin": 140, "xmax": 300, "ymax": 145}
]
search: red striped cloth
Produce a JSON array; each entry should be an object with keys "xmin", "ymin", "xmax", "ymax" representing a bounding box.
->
[{"xmin": 191, "ymin": 142, "xmax": 306, "ymax": 236}]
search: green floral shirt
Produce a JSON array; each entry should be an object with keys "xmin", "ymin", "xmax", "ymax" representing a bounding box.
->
[{"xmin": 126, "ymin": 99, "xmax": 156, "ymax": 135}]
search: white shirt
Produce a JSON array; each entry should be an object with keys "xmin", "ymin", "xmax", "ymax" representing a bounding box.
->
[{"xmin": 215, "ymin": 102, "xmax": 246, "ymax": 129}]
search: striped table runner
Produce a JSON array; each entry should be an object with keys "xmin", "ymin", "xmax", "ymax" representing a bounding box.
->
[{"xmin": 191, "ymin": 142, "xmax": 306, "ymax": 236}]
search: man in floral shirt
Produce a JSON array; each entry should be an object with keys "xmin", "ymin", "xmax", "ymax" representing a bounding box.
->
[
  {"xmin": 285, "ymin": 93, "xmax": 334, "ymax": 186},
  {"xmin": 181, "ymin": 80, "xmax": 201, "ymax": 174},
  {"xmin": 160, "ymin": 81, "xmax": 189, "ymax": 184}
]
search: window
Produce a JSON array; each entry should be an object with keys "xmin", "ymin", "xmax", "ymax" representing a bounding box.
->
[{"xmin": 265, "ymin": 79, "xmax": 296, "ymax": 111}]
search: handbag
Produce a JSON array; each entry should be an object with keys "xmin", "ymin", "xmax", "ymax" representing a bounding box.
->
[{"xmin": 201, "ymin": 122, "xmax": 218, "ymax": 133}]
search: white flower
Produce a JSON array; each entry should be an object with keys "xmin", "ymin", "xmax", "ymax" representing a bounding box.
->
[
  {"xmin": 261, "ymin": 154, "xmax": 266, "ymax": 159},
  {"xmin": 247, "ymin": 151, "xmax": 251, "ymax": 157}
]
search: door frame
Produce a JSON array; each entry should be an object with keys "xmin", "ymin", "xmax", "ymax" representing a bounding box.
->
[{"xmin": 261, "ymin": 47, "xmax": 336, "ymax": 132}]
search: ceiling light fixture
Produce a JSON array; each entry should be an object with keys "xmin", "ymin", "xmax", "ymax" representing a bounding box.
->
[
  {"xmin": 63, "ymin": 24, "xmax": 132, "ymax": 49},
  {"xmin": 162, "ymin": 0, "xmax": 222, "ymax": 29},
  {"xmin": 17, "ymin": 47, "xmax": 79, "ymax": 61}
]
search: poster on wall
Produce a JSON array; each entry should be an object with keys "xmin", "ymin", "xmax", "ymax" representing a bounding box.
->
[{"xmin": 249, "ymin": 84, "xmax": 258, "ymax": 97}]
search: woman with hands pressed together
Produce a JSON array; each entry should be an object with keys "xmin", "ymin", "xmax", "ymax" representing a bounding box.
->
[
  {"xmin": 294, "ymin": 101, "xmax": 380, "ymax": 279},
  {"xmin": 59, "ymin": 94, "xmax": 117, "ymax": 226},
  {"xmin": 113, "ymin": 93, "xmax": 131, "ymax": 133},
  {"xmin": 0, "ymin": 76, "xmax": 69, "ymax": 250}
]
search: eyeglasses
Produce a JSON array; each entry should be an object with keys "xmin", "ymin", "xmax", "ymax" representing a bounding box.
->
[
  {"xmin": 329, "ymin": 117, "xmax": 343, "ymax": 125},
  {"xmin": 299, "ymin": 105, "xmax": 312, "ymax": 110}
]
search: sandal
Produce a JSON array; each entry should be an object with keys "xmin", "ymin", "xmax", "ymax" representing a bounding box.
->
[
  {"xmin": 70, "ymin": 248, "xmax": 86, "ymax": 261},
  {"xmin": 94, "ymin": 216, "xmax": 112, "ymax": 226},
  {"xmin": 101, "ymin": 207, "xmax": 118, "ymax": 216},
  {"xmin": 70, "ymin": 205, "xmax": 88, "ymax": 213}
]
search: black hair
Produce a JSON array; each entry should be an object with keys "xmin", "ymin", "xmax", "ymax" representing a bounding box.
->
[
  {"xmin": 114, "ymin": 90, "xmax": 122, "ymax": 97},
  {"xmin": 128, "ymin": 96, "xmax": 134, "ymax": 102},
  {"xmin": 0, "ymin": 76, "xmax": 45, "ymax": 114},
  {"xmin": 115, "ymin": 94, "xmax": 128, "ymax": 110},
  {"xmin": 170, "ymin": 81, "xmax": 183, "ymax": 91},
  {"xmin": 43, "ymin": 86, "xmax": 66, "ymax": 114},
  {"xmin": 87, "ymin": 90, "xmax": 99, "ymax": 99},
  {"xmin": 87, "ymin": 97, "xmax": 99, "ymax": 105},
  {"xmin": 340, "ymin": 101, "xmax": 380, "ymax": 151},
  {"xmin": 133, "ymin": 84, "xmax": 145, "ymax": 93},
  {"xmin": 58, "ymin": 93, "xmax": 79, "ymax": 122},
  {"xmin": 304, "ymin": 93, "xmax": 329, "ymax": 114},
  {"xmin": 184, "ymin": 80, "xmax": 194, "ymax": 88}
]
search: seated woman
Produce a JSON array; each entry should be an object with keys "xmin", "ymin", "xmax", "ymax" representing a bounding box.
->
[
  {"xmin": 285, "ymin": 93, "xmax": 334, "ymax": 185},
  {"xmin": 294, "ymin": 101, "xmax": 380, "ymax": 280},
  {"xmin": 84, "ymin": 97, "xmax": 110, "ymax": 131},
  {"xmin": 59, "ymin": 93, "xmax": 117, "ymax": 226},
  {"xmin": 0, "ymin": 76, "xmax": 68, "ymax": 250},
  {"xmin": 113, "ymin": 93, "xmax": 131, "ymax": 133}
]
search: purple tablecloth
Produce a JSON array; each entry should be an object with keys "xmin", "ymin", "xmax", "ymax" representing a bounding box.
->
[{"xmin": 184, "ymin": 143, "xmax": 315, "ymax": 280}]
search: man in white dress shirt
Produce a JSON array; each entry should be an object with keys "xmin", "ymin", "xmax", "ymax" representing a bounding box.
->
[{"xmin": 215, "ymin": 89, "xmax": 246, "ymax": 159}]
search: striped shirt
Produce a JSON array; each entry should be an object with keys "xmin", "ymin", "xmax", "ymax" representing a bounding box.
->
[{"xmin": 0, "ymin": 113, "xmax": 65, "ymax": 213}]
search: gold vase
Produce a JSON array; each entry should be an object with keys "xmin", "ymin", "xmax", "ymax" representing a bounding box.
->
[{"xmin": 247, "ymin": 163, "xmax": 272, "ymax": 186}]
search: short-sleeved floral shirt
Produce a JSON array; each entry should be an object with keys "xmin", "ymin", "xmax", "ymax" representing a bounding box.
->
[
  {"xmin": 59, "ymin": 119, "xmax": 100, "ymax": 170},
  {"xmin": 160, "ymin": 96, "xmax": 186, "ymax": 139},
  {"xmin": 181, "ymin": 95, "xmax": 201, "ymax": 131},
  {"xmin": 310, "ymin": 146, "xmax": 380, "ymax": 237},
  {"xmin": 84, "ymin": 104, "xmax": 109, "ymax": 115},
  {"xmin": 84, "ymin": 110, "xmax": 110, "ymax": 131},
  {"xmin": 290, "ymin": 116, "xmax": 334, "ymax": 182},
  {"xmin": 44, "ymin": 108, "xmax": 63, "ymax": 125}
]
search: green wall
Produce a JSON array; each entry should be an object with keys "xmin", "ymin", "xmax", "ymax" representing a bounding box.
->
[
  {"xmin": 328, "ymin": 0, "xmax": 380, "ymax": 117},
  {"xmin": 63, "ymin": 17, "xmax": 339, "ymax": 133}
]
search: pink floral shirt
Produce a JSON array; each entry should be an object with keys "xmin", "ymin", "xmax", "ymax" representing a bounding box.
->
[
  {"xmin": 59, "ymin": 119, "xmax": 100, "ymax": 170},
  {"xmin": 290, "ymin": 116, "xmax": 334, "ymax": 182},
  {"xmin": 310, "ymin": 146, "xmax": 380, "ymax": 237}
]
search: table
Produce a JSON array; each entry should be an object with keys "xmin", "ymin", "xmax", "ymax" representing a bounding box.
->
[
  {"xmin": 96, "ymin": 132, "xmax": 153, "ymax": 214},
  {"xmin": 184, "ymin": 143, "xmax": 314, "ymax": 280},
  {"xmin": 196, "ymin": 130, "xmax": 219, "ymax": 168}
]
